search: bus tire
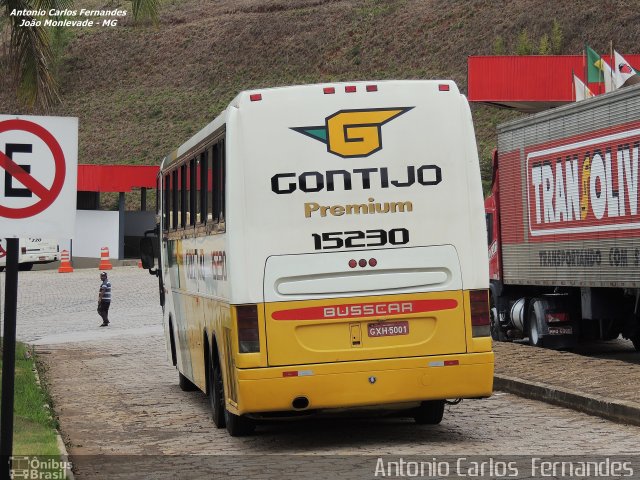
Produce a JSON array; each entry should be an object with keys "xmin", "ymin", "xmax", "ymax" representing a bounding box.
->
[
  {"xmin": 178, "ymin": 371, "xmax": 198, "ymax": 392},
  {"xmin": 225, "ymin": 409, "xmax": 255, "ymax": 437},
  {"xmin": 413, "ymin": 400, "xmax": 445, "ymax": 425},
  {"xmin": 208, "ymin": 357, "xmax": 226, "ymax": 429}
]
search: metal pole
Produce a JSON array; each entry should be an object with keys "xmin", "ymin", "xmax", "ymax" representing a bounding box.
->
[{"xmin": 1, "ymin": 237, "xmax": 19, "ymax": 477}]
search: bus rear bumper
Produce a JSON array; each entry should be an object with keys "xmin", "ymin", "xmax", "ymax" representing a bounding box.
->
[{"xmin": 233, "ymin": 352, "xmax": 493, "ymax": 415}]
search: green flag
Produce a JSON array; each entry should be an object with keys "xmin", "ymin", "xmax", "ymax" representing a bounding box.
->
[{"xmin": 586, "ymin": 45, "xmax": 604, "ymax": 83}]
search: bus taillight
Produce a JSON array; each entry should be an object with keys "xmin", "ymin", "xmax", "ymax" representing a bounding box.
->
[
  {"xmin": 236, "ymin": 305, "xmax": 260, "ymax": 353},
  {"xmin": 470, "ymin": 290, "xmax": 490, "ymax": 337}
]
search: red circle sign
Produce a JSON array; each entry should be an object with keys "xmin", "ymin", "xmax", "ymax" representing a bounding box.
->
[{"xmin": 0, "ymin": 119, "xmax": 66, "ymax": 219}]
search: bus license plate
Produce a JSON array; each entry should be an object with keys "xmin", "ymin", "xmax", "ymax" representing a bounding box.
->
[
  {"xmin": 548, "ymin": 326, "xmax": 573, "ymax": 335},
  {"xmin": 368, "ymin": 321, "xmax": 409, "ymax": 337}
]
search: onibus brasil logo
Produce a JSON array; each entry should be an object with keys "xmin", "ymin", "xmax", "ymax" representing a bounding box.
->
[{"xmin": 291, "ymin": 107, "xmax": 413, "ymax": 158}]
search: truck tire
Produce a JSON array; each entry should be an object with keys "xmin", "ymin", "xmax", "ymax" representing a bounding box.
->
[
  {"xmin": 489, "ymin": 293, "xmax": 507, "ymax": 342},
  {"xmin": 413, "ymin": 400, "xmax": 445, "ymax": 425},
  {"xmin": 528, "ymin": 299, "xmax": 544, "ymax": 347}
]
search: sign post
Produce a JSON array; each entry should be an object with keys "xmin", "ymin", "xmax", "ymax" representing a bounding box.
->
[
  {"xmin": 0, "ymin": 115, "xmax": 77, "ymax": 478},
  {"xmin": 0, "ymin": 238, "xmax": 18, "ymax": 472}
]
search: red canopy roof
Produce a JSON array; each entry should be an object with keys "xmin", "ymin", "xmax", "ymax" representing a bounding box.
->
[
  {"xmin": 77, "ymin": 165, "xmax": 158, "ymax": 192},
  {"xmin": 468, "ymin": 54, "xmax": 640, "ymax": 112}
]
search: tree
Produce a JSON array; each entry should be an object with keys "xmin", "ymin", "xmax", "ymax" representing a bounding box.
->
[
  {"xmin": 538, "ymin": 33, "xmax": 550, "ymax": 55},
  {"xmin": 1, "ymin": 0, "xmax": 159, "ymax": 111},
  {"xmin": 516, "ymin": 29, "xmax": 533, "ymax": 55},
  {"xmin": 492, "ymin": 35, "xmax": 505, "ymax": 55},
  {"xmin": 550, "ymin": 18, "xmax": 563, "ymax": 54}
]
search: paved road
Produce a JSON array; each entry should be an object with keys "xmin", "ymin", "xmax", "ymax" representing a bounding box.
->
[
  {"xmin": 5, "ymin": 266, "xmax": 162, "ymax": 344},
  {"xmin": 10, "ymin": 268, "xmax": 640, "ymax": 478}
]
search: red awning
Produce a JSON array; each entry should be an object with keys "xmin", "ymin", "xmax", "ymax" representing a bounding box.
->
[
  {"xmin": 77, "ymin": 165, "xmax": 158, "ymax": 192},
  {"xmin": 468, "ymin": 54, "xmax": 640, "ymax": 112}
]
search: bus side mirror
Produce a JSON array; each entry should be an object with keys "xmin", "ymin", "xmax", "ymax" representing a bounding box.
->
[{"xmin": 140, "ymin": 237, "xmax": 155, "ymax": 269}]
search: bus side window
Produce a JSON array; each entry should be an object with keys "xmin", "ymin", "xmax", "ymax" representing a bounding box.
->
[
  {"xmin": 156, "ymin": 175, "xmax": 160, "ymax": 216},
  {"xmin": 208, "ymin": 145, "xmax": 215, "ymax": 223},
  {"xmin": 172, "ymin": 169, "xmax": 178, "ymax": 230},
  {"xmin": 200, "ymin": 150, "xmax": 208, "ymax": 224},
  {"xmin": 180, "ymin": 163, "xmax": 187, "ymax": 229},
  {"xmin": 189, "ymin": 158, "xmax": 196, "ymax": 227},
  {"xmin": 219, "ymin": 138, "xmax": 226, "ymax": 226},
  {"xmin": 212, "ymin": 143, "xmax": 220, "ymax": 224},
  {"xmin": 163, "ymin": 173, "xmax": 171, "ymax": 232}
]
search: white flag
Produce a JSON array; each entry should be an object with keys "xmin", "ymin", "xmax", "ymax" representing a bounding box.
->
[
  {"xmin": 613, "ymin": 50, "xmax": 638, "ymax": 88},
  {"xmin": 574, "ymin": 74, "xmax": 594, "ymax": 101},
  {"xmin": 595, "ymin": 56, "xmax": 616, "ymax": 92}
]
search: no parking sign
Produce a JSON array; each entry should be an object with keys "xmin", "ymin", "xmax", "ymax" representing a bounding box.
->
[{"xmin": 0, "ymin": 115, "xmax": 77, "ymax": 238}]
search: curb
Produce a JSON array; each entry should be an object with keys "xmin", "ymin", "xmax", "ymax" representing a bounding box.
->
[
  {"xmin": 32, "ymin": 350, "xmax": 75, "ymax": 480},
  {"xmin": 495, "ymin": 374, "xmax": 640, "ymax": 428}
]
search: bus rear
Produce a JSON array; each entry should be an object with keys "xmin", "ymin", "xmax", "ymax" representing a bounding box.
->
[{"xmin": 224, "ymin": 80, "xmax": 493, "ymax": 422}]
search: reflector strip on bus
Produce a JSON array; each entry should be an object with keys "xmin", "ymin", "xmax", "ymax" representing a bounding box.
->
[
  {"xmin": 428, "ymin": 360, "xmax": 459, "ymax": 367},
  {"xmin": 272, "ymin": 299, "xmax": 458, "ymax": 321},
  {"xmin": 282, "ymin": 370, "xmax": 314, "ymax": 377}
]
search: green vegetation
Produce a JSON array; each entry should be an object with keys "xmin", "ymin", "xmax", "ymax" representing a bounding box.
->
[
  {"xmin": 516, "ymin": 29, "xmax": 533, "ymax": 55},
  {"xmin": 494, "ymin": 18, "xmax": 564, "ymax": 56},
  {"xmin": 550, "ymin": 18, "xmax": 563, "ymax": 54},
  {"xmin": 0, "ymin": 343, "xmax": 60, "ymax": 455},
  {"xmin": 538, "ymin": 33, "xmax": 550, "ymax": 55}
]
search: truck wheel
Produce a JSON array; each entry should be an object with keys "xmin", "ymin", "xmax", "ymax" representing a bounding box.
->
[
  {"xmin": 208, "ymin": 357, "xmax": 226, "ymax": 428},
  {"xmin": 178, "ymin": 371, "xmax": 198, "ymax": 391},
  {"xmin": 413, "ymin": 400, "xmax": 445, "ymax": 425},
  {"xmin": 489, "ymin": 294, "xmax": 507, "ymax": 342},
  {"xmin": 528, "ymin": 299, "xmax": 544, "ymax": 347}
]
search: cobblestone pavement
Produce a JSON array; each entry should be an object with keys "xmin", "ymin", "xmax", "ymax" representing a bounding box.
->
[
  {"xmin": 11, "ymin": 268, "xmax": 640, "ymax": 478},
  {"xmin": 494, "ymin": 341, "xmax": 640, "ymax": 406},
  {"xmin": 2, "ymin": 266, "xmax": 162, "ymax": 344}
]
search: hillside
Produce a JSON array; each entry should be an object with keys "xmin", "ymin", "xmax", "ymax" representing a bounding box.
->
[{"xmin": 2, "ymin": 0, "xmax": 640, "ymax": 201}]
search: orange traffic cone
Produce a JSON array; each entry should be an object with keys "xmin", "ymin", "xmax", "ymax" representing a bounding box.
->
[
  {"xmin": 98, "ymin": 246, "xmax": 113, "ymax": 270},
  {"xmin": 138, "ymin": 259, "xmax": 143, "ymax": 268},
  {"xmin": 58, "ymin": 250, "xmax": 74, "ymax": 273}
]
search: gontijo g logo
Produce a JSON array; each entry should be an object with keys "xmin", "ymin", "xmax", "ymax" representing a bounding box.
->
[{"xmin": 291, "ymin": 107, "xmax": 413, "ymax": 158}]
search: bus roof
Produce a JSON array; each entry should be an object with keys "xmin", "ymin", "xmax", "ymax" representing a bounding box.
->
[{"xmin": 160, "ymin": 80, "xmax": 459, "ymax": 170}]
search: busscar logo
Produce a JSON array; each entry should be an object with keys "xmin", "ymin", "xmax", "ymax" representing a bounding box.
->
[{"xmin": 291, "ymin": 107, "xmax": 413, "ymax": 158}]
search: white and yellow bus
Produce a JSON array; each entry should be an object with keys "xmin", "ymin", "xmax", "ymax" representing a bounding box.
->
[{"xmin": 142, "ymin": 80, "xmax": 494, "ymax": 436}]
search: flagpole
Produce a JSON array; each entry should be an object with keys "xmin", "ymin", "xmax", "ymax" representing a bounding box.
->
[
  {"xmin": 583, "ymin": 45, "xmax": 588, "ymax": 95},
  {"xmin": 610, "ymin": 40, "xmax": 614, "ymax": 91}
]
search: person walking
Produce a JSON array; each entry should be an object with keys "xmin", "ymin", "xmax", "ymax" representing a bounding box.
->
[{"xmin": 98, "ymin": 271, "xmax": 112, "ymax": 327}]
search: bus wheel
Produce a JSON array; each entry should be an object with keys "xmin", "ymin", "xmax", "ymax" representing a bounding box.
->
[
  {"xmin": 208, "ymin": 359, "xmax": 226, "ymax": 428},
  {"xmin": 413, "ymin": 400, "xmax": 445, "ymax": 425},
  {"xmin": 178, "ymin": 372, "xmax": 198, "ymax": 392},
  {"xmin": 225, "ymin": 409, "xmax": 255, "ymax": 437}
]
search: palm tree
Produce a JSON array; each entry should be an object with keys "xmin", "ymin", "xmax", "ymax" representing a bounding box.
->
[{"xmin": 1, "ymin": 0, "xmax": 159, "ymax": 111}]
